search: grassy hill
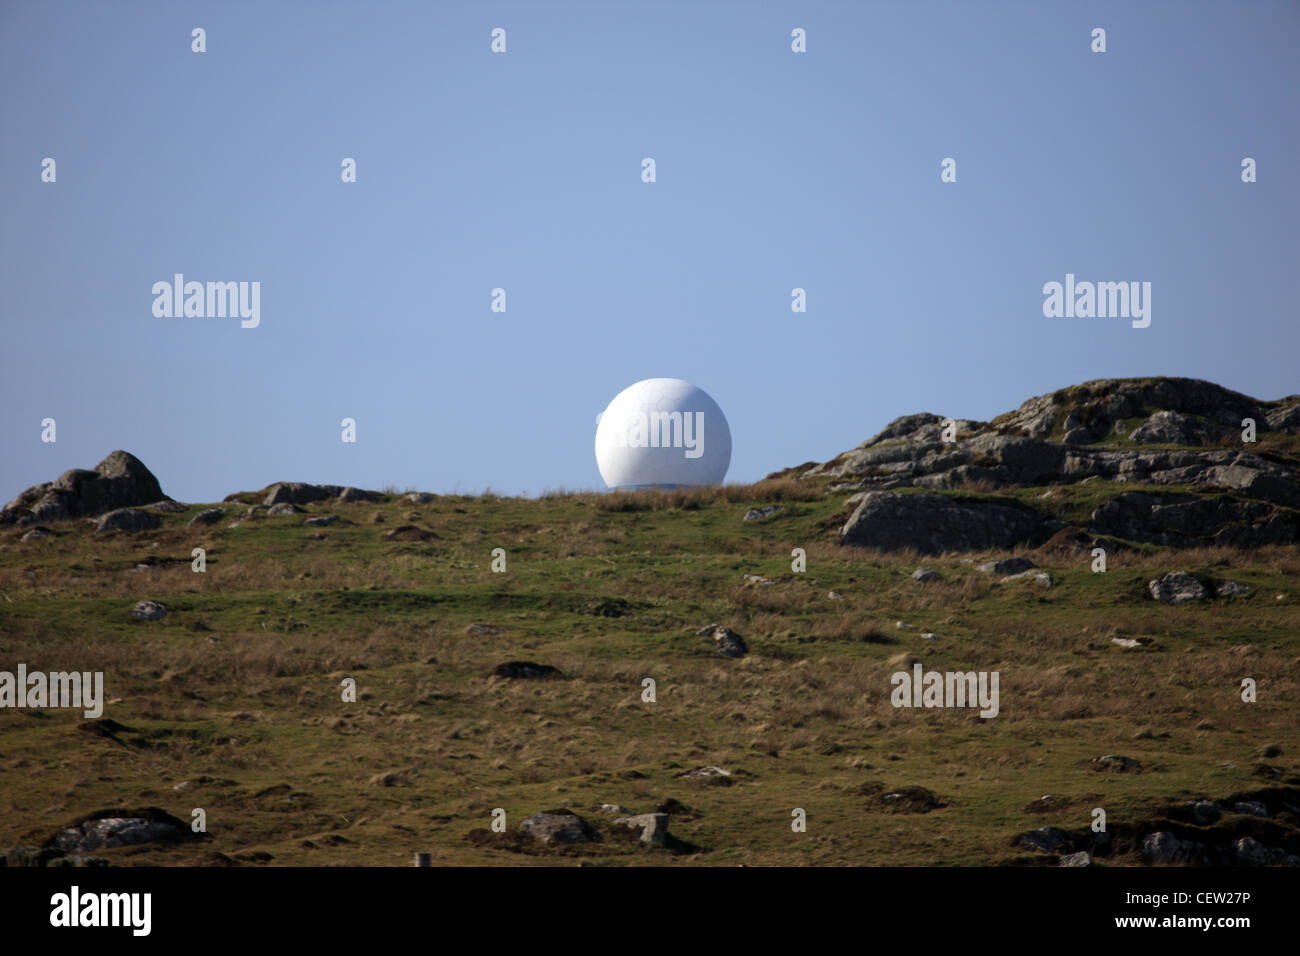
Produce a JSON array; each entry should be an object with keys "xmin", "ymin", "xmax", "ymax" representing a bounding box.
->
[{"xmin": 2, "ymin": 480, "xmax": 1297, "ymax": 865}]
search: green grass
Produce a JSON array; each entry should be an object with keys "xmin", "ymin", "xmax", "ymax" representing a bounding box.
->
[{"xmin": 0, "ymin": 486, "xmax": 1296, "ymax": 866}]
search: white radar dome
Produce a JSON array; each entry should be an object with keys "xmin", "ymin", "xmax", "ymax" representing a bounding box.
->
[{"xmin": 594, "ymin": 378, "xmax": 731, "ymax": 489}]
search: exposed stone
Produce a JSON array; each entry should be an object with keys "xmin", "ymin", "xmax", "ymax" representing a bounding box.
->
[
  {"xmin": 677, "ymin": 766, "xmax": 732, "ymax": 780},
  {"xmin": 95, "ymin": 508, "xmax": 160, "ymax": 534},
  {"xmin": 1141, "ymin": 831, "xmax": 1196, "ymax": 864},
  {"xmin": 266, "ymin": 503, "xmax": 304, "ymax": 516},
  {"xmin": 1008, "ymin": 570, "xmax": 1051, "ymax": 586},
  {"xmin": 188, "ymin": 508, "xmax": 224, "ymax": 527},
  {"xmin": 385, "ymin": 525, "xmax": 436, "ymax": 541},
  {"xmin": 519, "ymin": 810, "xmax": 592, "ymax": 846},
  {"xmin": 337, "ymin": 487, "xmax": 383, "ymax": 503},
  {"xmin": 1, "ymin": 451, "xmax": 168, "ymax": 527},
  {"xmin": 46, "ymin": 808, "xmax": 192, "ymax": 853},
  {"xmin": 1059, "ymin": 851, "xmax": 1092, "ymax": 867},
  {"xmin": 743, "ymin": 505, "xmax": 783, "ymax": 522},
  {"xmin": 1016, "ymin": 827, "xmax": 1068, "ymax": 852},
  {"xmin": 1148, "ymin": 571, "xmax": 1208, "ymax": 604},
  {"xmin": 612, "ymin": 813, "xmax": 669, "ymax": 845},
  {"xmin": 20, "ymin": 527, "xmax": 53, "ymax": 542},
  {"xmin": 149, "ymin": 500, "xmax": 189, "ymax": 514},
  {"xmin": 701, "ymin": 626, "xmax": 747, "ymax": 659},
  {"xmin": 911, "ymin": 568, "xmax": 941, "ymax": 582},
  {"xmin": 304, "ymin": 515, "xmax": 338, "ymax": 526},
  {"xmin": 1216, "ymin": 580, "xmax": 1250, "ymax": 598},
  {"xmin": 1232, "ymin": 801, "xmax": 1268, "ymax": 818},
  {"xmin": 976, "ymin": 557, "xmax": 1037, "ymax": 575},
  {"xmin": 842, "ymin": 493, "xmax": 1056, "ymax": 554},
  {"xmin": 406, "ymin": 493, "xmax": 435, "ymax": 504},
  {"xmin": 130, "ymin": 600, "xmax": 167, "ymax": 622},
  {"xmin": 1232, "ymin": 836, "xmax": 1300, "ymax": 866},
  {"xmin": 742, "ymin": 573, "xmax": 774, "ymax": 586}
]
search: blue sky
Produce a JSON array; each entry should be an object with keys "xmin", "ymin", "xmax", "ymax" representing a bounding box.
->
[{"xmin": 2, "ymin": 0, "xmax": 1297, "ymax": 502}]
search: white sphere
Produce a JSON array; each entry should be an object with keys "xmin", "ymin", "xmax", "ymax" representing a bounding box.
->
[{"xmin": 595, "ymin": 378, "xmax": 731, "ymax": 488}]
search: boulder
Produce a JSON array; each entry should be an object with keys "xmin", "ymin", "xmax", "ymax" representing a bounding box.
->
[
  {"xmin": 1, "ymin": 451, "xmax": 168, "ymax": 527},
  {"xmin": 841, "ymin": 493, "xmax": 1055, "ymax": 554},
  {"xmin": 1141, "ymin": 831, "xmax": 1190, "ymax": 864},
  {"xmin": 519, "ymin": 810, "xmax": 592, "ymax": 846},
  {"xmin": 1129, "ymin": 410, "xmax": 1231, "ymax": 445},
  {"xmin": 1232, "ymin": 837, "xmax": 1300, "ymax": 866},
  {"xmin": 304, "ymin": 515, "xmax": 338, "ymax": 526},
  {"xmin": 1003, "ymin": 570, "xmax": 1052, "ymax": 587},
  {"xmin": 131, "ymin": 600, "xmax": 167, "ymax": 622},
  {"xmin": 612, "ymin": 813, "xmax": 669, "ymax": 845},
  {"xmin": 46, "ymin": 808, "xmax": 192, "ymax": 853},
  {"xmin": 1059, "ymin": 851, "xmax": 1092, "ymax": 867},
  {"xmin": 1148, "ymin": 572, "xmax": 1208, "ymax": 604},
  {"xmin": 95, "ymin": 508, "xmax": 160, "ymax": 534},
  {"xmin": 188, "ymin": 508, "xmax": 224, "ymax": 527},
  {"xmin": 337, "ymin": 487, "xmax": 383, "ymax": 503},
  {"xmin": 700, "ymin": 625, "xmax": 747, "ymax": 659},
  {"xmin": 743, "ymin": 506, "xmax": 783, "ymax": 522},
  {"xmin": 976, "ymin": 557, "xmax": 1037, "ymax": 576},
  {"xmin": 911, "ymin": 568, "xmax": 941, "ymax": 582},
  {"xmin": 266, "ymin": 503, "xmax": 304, "ymax": 516},
  {"xmin": 1016, "ymin": 827, "xmax": 1068, "ymax": 852},
  {"xmin": 19, "ymin": 527, "xmax": 53, "ymax": 542},
  {"xmin": 1215, "ymin": 581, "xmax": 1250, "ymax": 598}
]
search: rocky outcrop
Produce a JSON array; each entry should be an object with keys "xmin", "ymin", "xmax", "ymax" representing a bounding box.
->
[
  {"xmin": 2, "ymin": 451, "xmax": 168, "ymax": 527},
  {"xmin": 520, "ymin": 810, "xmax": 592, "ymax": 846},
  {"xmin": 841, "ymin": 493, "xmax": 1058, "ymax": 554},
  {"xmin": 773, "ymin": 378, "xmax": 1300, "ymax": 552}
]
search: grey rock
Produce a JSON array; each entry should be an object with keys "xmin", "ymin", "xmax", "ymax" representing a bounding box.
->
[
  {"xmin": 1189, "ymin": 800, "xmax": 1221, "ymax": 825},
  {"xmin": 1059, "ymin": 851, "xmax": 1092, "ymax": 867},
  {"xmin": 1017, "ymin": 827, "xmax": 1068, "ymax": 852},
  {"xmin": 48, "ymin": 809, "xmax": 189, "ymax": 853},
  {"xmin": 188, "ymin": 508, "xmax": 224, "ymax": 527},
  {"xmin": 148, "ymin": 500, "xmax": 189, "ymax": 514},
  {"xmin": 1232, "ymin": 801, "xmax": 1268, "ymax": 818},
  {"xmin": 406, "ymin": 493, "xmax": 435, "ymax": 504},
  {"xmin": 743, "ymin": 505, "xmax": 783, "ymax": 522},
  {"xmin": 1215, "ymin": 580, "xmax": 1250, "ymax": 598},
  {"xmin": 677, "ymin": 766, "xmax": 732, "ymax": 780},
  {"xmin": 266, "ymin": 503, "xmax": 304, "ymax": 516},
  {"xmin": 519, "ymin": 810, "xmax": 593, "ymax": 846},
  {"xmin": 304, "ymin": 515, "xmax": 338, "ymax": 526},
  {"xmin": 1003, "ymin": 570, "xmax": 1052, "ymax": 587},
  {"xmin": 1130, "ymin": 410, "xmax": 1232, "ymax": 446},
  {"xmin": 130, "ymin": 600, "xmax": 167, "ymax": 622},
  {"xmin": 337, "ymin": 487, "xmax": 383, "ymax": 503},
  {"xmin": 1148, "ymin": 571, "xmax": 1208, "ymax": 604},
  {"xmin": 95, "ymin": 508, "xmax": 160, "ymax": 534},
  {"xmin": 20, "ymin": 527, "xmax": 53, "ymax": 542},
  {"xmin": 702, "ymin": 626, "xmax": 748, "ymax": 659},
  {"xmin": 612, "ymin": 812, "xmax": 669, "ymax": 845},
  {"xmin": 1141, "ymin": 831, "xmax": 1192, "ymax": 864},
  {"xmin": 1, "ymin": 450, "xmax": 168, "ymax": 527},
  {"xmin": 842, "ymin": 493, "xmax": 1055, "ymax": 555},
  {"xmin": 976, "ymin": 557, "xmax": 1037, "ymax": 575},
  {"xmin": 742, "ymin": 573, "xmax": 774, "ymax": 586},
  {"xmin": 1232, "ymin": 836, "xmax": 1300, "ymax": 866},
  {"xmin": 911, "ymin": 568, "xmax": 941, "ymax": 582}
]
